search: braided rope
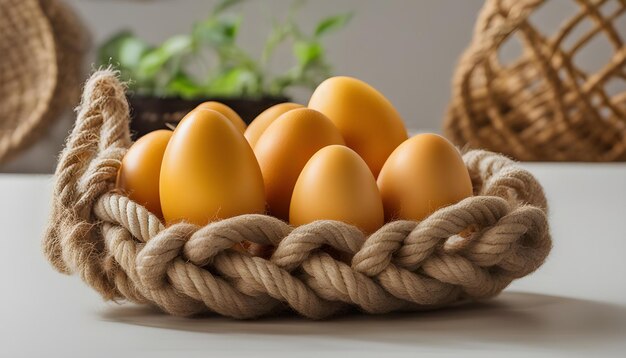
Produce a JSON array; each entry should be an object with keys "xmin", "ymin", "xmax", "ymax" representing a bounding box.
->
[
  {"xmin": 444, "ymin": 0, "xmax": 626, "ymax": 161},
  {"xmin": 42, "ymin": 70, "xmax": 552, "ymax": 319}
]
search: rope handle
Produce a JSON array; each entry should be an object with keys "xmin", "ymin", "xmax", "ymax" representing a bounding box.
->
[{"xmin": 43, "ymin": 69, "xmax": 131, "ymax": 293}]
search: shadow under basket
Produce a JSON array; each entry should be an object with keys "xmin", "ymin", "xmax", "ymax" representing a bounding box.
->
[{"xmin": 42, "ymin": 70, "xmax": 552, "ymax": 319}]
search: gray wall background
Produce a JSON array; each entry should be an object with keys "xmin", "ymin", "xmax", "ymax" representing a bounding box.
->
[{"xmin": 9, "ymin": 0, "xmax": 608, "ymax": 172}]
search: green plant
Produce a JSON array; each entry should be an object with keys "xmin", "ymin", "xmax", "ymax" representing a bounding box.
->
[{"xmin": 97, "ymin": 0, "xmax": 352, "ymax": 99}]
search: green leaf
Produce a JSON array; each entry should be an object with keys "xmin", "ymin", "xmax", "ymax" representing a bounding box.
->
[
  {"xmin": 166, "ymin": 73, "xmax": 203, "ymax": 99},
  {"xmin": 135, "ymin": 51, "xmax": 162, "ymax": 79},
  {"xmin": 118, "ymin": 37, "xmax": 150, "ymax": 70},
  {"xmin": 293, "ymin": 41, "xmax": 322, "ymax": 67},
  {"xmin": 314, "ymin": 13, "xmax": 353, "ymax": 37},
  {"xmin": 212, "ymin": 0, "xmax": 245, "ymax": 15},
  {"xmin": 137, "ymin": 35, "xmax": 192, "ymax": 79},
  {"xmin": 98, "ymin": 31, "xmax": 146, "ymax": 68},
  {"xmin": 161, "ymin": 35, "xmax": 193, "ymax": 57},
  {"xmin": 207, "ymin": 68, "xmax": 260, "ymax": 96},
  {"xmin": 268, "ymin": 73, "xmax": 295, "ymax": 96},
  {"xmin": 193, "ymin": 16, "xmax": 240, "ymax": 47},
  {"xmin": 98, "ymin": 31, "xmax": 128, "ymax": 66}
]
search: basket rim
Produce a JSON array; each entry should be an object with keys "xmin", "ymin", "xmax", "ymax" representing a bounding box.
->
[{"xmin": 42, "ymin": 69, "xmax": 552, "ymax": 319}]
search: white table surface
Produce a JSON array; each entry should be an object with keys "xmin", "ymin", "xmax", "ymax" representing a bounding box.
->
[{"xmin": 1, "ymin": 163, "xmax": 625, "ymax": 357}]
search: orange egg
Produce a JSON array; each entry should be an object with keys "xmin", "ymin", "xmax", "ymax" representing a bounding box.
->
[
  {"xmin": 254, "ymin": 108, "xmax": 345, "ymax": 221},
  {"xmin": 290, "ymin": 145, "xmax": 384, "ymax": 234},
  {"xmin": 244, "ymin": 102, "xmax": 303, "ymax": 148},
  {"xmin": 308, "ymin": 76, "xmax": 408, "ymax": 177},
  {"xmin": 195, "ymin": 101, "xmax": 246, "ymax": 134},
  {"xmin": 377, "ymin": 133, "xmax": 473, "ymax": 221},
  {"xmin": 160, "ymin": 109, "xmax": 265, "ymax": 225},
  {"xmin": 116, "ymin": 129, "xmax": 172, "ymax": 218}
]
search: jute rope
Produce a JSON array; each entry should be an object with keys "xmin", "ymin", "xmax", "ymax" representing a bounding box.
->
[
  {"xmin": 444, "ymin": 0, "xmax": 626, "ymax": 161},
  {"xmin": 43, "ymin": 70, "xmax": 552, "ymax": 319},
  {"xmin": 0, "ymin": 0, "xmax": 87, "ymax": 163}
]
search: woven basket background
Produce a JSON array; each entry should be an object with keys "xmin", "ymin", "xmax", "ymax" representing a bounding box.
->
[
  {"xmin": 444, "ymin": 0, "xmax": 626, "ymax": 161},
  {"xmin": 0, "ymin": 0, "xmax": 88, "ymax": 163}
]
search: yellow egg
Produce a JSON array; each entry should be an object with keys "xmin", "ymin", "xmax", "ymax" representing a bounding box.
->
[
  {"xmin": 195, "ymin": 101, "xmax": 246, "ymax": 134},
  {"xmin": 290, "ymin": 145, "xmax": 384, "ymax": 234},
  {"xmin": 254, "ymin": 108, "xmax": 345, "ymax": 221},
  {"xmin": 160, "ymin": 109, "xmax": 265, "ymax": 225},
  {"xmin": 116, "ymin": 129, "xmax": 172, "ymax": 218},
  {"xmin": 377, "ymin": 133, "xmax": 473, "ymax": 221},
  {"xmin": 308, "ymin": 76, "xmax": 408, "ymax": 177},
  {"xmin": 244, "ymin": 102, "xmax": 303, "ymax": 148}
]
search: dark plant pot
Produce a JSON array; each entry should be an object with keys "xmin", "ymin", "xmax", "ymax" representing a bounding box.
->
[{"xmin": 127, "ymin": 95, "xmax": 290, "ymax": 139}]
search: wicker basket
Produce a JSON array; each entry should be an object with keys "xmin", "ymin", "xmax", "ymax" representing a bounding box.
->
[
  {"xmin": 0, "ymin": 0, "xmax": 87, "ymax": 163},
  {"xmin": 444, "ymin": 0, "xmax": 626, "ymax": 161},
  {"xmin": 42, "ymin": 70, "xmax": 552, "ymax": 319}
]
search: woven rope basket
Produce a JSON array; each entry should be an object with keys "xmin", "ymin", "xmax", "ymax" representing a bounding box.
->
[
  {"xmin": 0, "ymin": 0, "xmax": 87, "ymax": 163},
  {"xmin": 444, "ymin": 0, "xmax": 626, "ymax": 162},
  {"xmin": 43, "ymin": 70, "xmax": 552, "ymax": 319}
]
